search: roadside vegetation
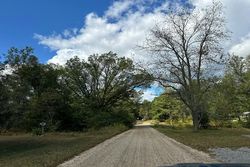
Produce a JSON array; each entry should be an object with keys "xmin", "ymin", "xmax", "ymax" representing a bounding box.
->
[
  {"xmin": 154, "ymin": 125, "xmax": 250, "ymax": 153},
  {"xmin": 0, "ymin": 1, "xmax": 250, "ymax": 166},
  {"xmin": 0, "ymin": 49, "xmax": 151, "ymax": 133},
  {"xmin": 139, "ymin": 52, "xmax": 250, "ymax": 129},
  {"xmin": 0, "ymin": 49, "xmax": 149, "ymax": 166},
  {"xmin": 0, "ymin": 125, "xmax": 128, "ymax": 167}
]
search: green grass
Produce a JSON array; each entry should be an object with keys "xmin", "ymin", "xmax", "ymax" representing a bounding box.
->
[
  {"xmin": 0, "ymin": 125, "xmax": 128, "ymax": 167},
  {"xmin": 154, "ymin": 125, "xmax": 250, "ymax": 153}
]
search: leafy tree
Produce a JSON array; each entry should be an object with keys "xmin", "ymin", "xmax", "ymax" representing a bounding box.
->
[
  {"xmin": 2, "ymin": 47, "xmax": 37, "ymax": 129},
  {"xmin": 0, "ymin": 59, "xmax": 10, "ymax": 129},
  {"xmin": 150, "ymin": 92, "xmax": 183, "ymax": 122},
  {"xmin": 208, "ymin": 55, "xmax": 250, "ymax": 125},
  {"xmin": 139, "ymin": 100, "xmax": 151, "ymax": 120},
  {"xmin": 1, "ymin": 47, "xmax": 71, "ymax": 131},
  {"xmin": 63, "ymin": 52, "xmax": 151, "ymax": 127}
]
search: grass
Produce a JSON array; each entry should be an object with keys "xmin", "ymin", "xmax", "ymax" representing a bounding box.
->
[
  {"xmin": 154, "ymin": 125, "xmax": 250, "ymax": 153},
  {"xmin": 0, "ymin": 125, "xmax": 128, "ymax": 167}
]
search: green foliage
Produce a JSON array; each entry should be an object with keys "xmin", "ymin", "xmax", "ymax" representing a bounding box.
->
[
  {"xmin": 1, "ymin": 46, "xmax": 250, "ymax": 132},
  {"xmin": 31, "ymin": 128, "xmax": 42, "ymax": 136},
  {"xmin": 0, "ymin": 48, "xmax": 149, "ymax": 131},
  {"xmin": 64, "ymin": 52, "xmax": 151, "ymax": 111},
  {"xmin": 62, "ymin": 52, "xmax": 151, "ymax": 128},
  {"xmin": 149, "ymin": 92, "xmax": 184, "ymax": 122},
  {"xmin": 244, "ymin": 117, "xmax": 250, "ymax": 128},
  {"xmin": 207, "ymin": 55, "xmax": 250, "ymax": 127},
  {"xmin": 139, "ymin": 100, "xmax": 151, "ymax": 120}
]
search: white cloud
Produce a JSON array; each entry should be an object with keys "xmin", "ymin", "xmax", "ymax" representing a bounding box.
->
[
  {"xmin": 141, "ymin": 88, "xmax": 158, "ymax": 101},
  {"xmin": 140, "ymin": 83, "xmax": 164, "ymax": 101},
  {"xmin": 36, "ymin": 0, "xmax": 250, "ymax": 61},
  {"xmin": 191, "ymin": 0, "xmax": 250, "ymax": 57},
  {"xmin": 35, "ymin": 0, "xmax": 250, "ymax": 101},
  {"xmin": 105, "ymin": 0, "xmax": 133, "ymax": 19},
  {"xmin": 35, "ymin": 0, "xmax": 169, "ymax": 64},
  {"xmin": 230, "ymin": 33, "xmax": 250, "ymax": 57}
]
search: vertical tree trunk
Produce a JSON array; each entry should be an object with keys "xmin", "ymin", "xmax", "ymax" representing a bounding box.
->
[{"xmin": 192, "ymin": 110, "xmax": 199, "ymax": 131}]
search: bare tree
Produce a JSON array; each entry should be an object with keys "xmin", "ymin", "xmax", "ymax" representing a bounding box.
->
[{"xmin": 144, "ymin": 1, "xmax": 229, "ymax": 130}]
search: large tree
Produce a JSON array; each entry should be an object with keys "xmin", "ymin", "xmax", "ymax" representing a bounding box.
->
[
  {"xmin": 1, "ymin": 47, "xmax": 71, "ymax": 131},
  {"xmin": 144, "ymin": 1, "xmax": 229, "ymax": 130},
  {"xmin": 63, "ymin": 52, "xmax": 151, "ymax": 127}
]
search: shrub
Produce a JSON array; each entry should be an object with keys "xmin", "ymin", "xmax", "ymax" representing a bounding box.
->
[
  {"xmin": 88, "ymin": 110, "xmax": 135, "ymax": 129},
  {"xmin": 32, "ymin": 128, "xmax": 42, "ymax": 136},
  {"xmin": 244, "ymin": 119, "xmax": 250, "ymax": 128},
  {"xmin": 199, "ymin": 112, "xmax": 210, "ymax": 129}
]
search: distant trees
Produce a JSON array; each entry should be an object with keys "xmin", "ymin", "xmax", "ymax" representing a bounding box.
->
[
  {"xmin": 208, "ymin": 55, "xmax": 250, "ymax": 126},
  {"xmin": 144, "ymin": 1, "xmax": 229, "ymax": 130},
  {"xmin": 139, "ymin": 100, "xmax": 151, "ymax": 120},
  {"xmin": 150, "ymin": 92, "xmax": 184, "ymax": 122},
  {"xmin": 0, "ymin": 48, "xmax": 150, "ymax": 132}
]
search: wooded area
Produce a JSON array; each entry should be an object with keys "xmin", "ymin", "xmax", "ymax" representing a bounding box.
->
[
  {"xmin": 0, "ymin": 1, "xmax": 249, "ymax": 133},
  {"xmin": 0, "ymin": 48, "xmax": 151, "ymax": 132}
]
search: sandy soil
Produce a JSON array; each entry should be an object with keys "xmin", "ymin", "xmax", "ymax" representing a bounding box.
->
[{"xmin": 58, "ymin": 126, "xmax": 216, "ymax": 167}]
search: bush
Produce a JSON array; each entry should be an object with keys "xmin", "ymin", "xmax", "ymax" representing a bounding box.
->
[
  {"xmin": 32, "ymin": 128, "xmax": 42, "ymax": 136},
  {"xmin": 210, "ymin": 120, "xmax": 244, "ymax": 128},
  {"xmin": 199, "ymin": 112, "xmax": 209, "ymax": 129},
  {"xmin": 88, "ymin": 110, "xmax": 135, "ymax": 129},
  {"xmin": 244, "ymin": 119, "xmax": 250, "ymax": 128},
  {"xmin": 231, "ymin": 120, "xmax": 243, "ymax": 128},
  {"xmin": 153, "ymin": 113, "xmax": 169, "ymax": 122}
]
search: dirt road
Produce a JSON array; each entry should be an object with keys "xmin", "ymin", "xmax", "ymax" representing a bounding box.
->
[{"xmin": 59, "ymin": 125, "xmax": 215, "ymax": 167}]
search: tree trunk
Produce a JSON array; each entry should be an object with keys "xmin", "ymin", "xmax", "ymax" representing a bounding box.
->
[{"xmin": 192, "ymin": 110, "xmax": 199, "ymax": 131}]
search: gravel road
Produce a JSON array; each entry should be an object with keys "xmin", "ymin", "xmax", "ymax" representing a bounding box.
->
[{"xmin": 58, "ymin": 125, "xmax": 215, "ymax": 167}]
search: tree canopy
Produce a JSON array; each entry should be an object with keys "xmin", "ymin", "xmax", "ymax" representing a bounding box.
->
[{"xmin": 0, "ymin": 48, "xmax": 151, "ymax": 131}]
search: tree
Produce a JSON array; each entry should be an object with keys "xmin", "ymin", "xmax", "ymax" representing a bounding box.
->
[
  {"xmin": 63, "ymin": 52, "xmax": 151, "ymax": 127},
  {"xmin": 2, "ymin": 47, "xmax": 37, "ymax": 129},
  {"xmin": 150, "ymin": 92, "xmax": 183, "ymax": 122},
  {"xmin": 0, "ymin": 59, "xmax": 10, "ymax": 129},
  {"xmin": 144, "ymin": 1, "xmax": 229, "ymax": 130},
  {"xmin": 139, "ymin": 100, "xmax": 151, "ymax": 120},
  {"xmin": 206, "ymin": 55, "xmax": 250, "ymax": 127},
  {"xmin": 222, "ymin": 55, "xmax": 250, "ymax": 120},
  {"xmin": 1, "ymin": 47, "xmax": 72, "ymax": 131}
]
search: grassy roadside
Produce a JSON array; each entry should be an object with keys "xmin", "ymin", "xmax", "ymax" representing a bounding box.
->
[
  {"xmin": 0, "ymin": 125, "xmax": 128, "ymax": 167},
  {"xmin": 154, "ymin": 125, "xmax": 250, "ymax": 153}
]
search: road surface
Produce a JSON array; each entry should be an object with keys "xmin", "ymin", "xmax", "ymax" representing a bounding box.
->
[{"xmin": 59, "ymin": 125, "xmax": 215, "ymax": 167}]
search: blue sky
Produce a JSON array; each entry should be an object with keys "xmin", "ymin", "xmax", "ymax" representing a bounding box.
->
[
  {"xmin": 2, "ymin": 0, "xmax": 249, "ymax": 64},
  {"xmin": 0, "ymin": 0, "xmax": 113, "ymax": 62}
]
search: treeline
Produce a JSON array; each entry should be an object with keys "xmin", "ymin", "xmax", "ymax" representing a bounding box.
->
[
  {"xmin": 0, "ymin": 47, "xmax": 151, "ymax": 132},
  {"xmin": 139, "ymin": 55, "xmax": 250, "ymax": 128}
]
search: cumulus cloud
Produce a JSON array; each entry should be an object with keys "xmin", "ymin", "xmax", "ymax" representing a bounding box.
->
[
  {"xmin": 230, "ymin": 34, "xmax": 250, "ymax": 57},
  {"xmin": 105, "ymin": 0, "xmax": 133, "ymax": 19},
  {"xmin": 35, "ymin": 0, "xmax": 171, "ymax": 64},
  {"xmin": 141, "ymin": 83, "xmax": 164, "ymax": 101},
  {"xmin": 35, "ymin": 0, "xmax": 250, "ymax": 100},
  {"xmin": 142, "ymin": 89, "xmax": 158, "ymax": 101},
  {"xmin": 36, "ymin": 0, "xmax": 250, "ymax": 64}
]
